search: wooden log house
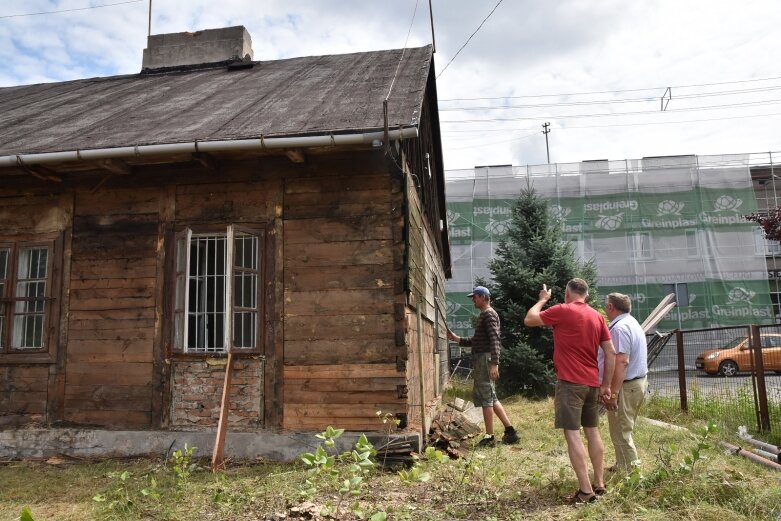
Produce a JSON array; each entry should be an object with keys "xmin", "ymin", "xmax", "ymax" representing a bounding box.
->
[{"xmin": 0, "ymin": 27, "xmax": 450, "ymax": 453}]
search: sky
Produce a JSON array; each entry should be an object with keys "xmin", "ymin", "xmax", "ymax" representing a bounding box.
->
[{"xmin": 2, "ymin": 0, "xmax": 781, "ymax": 172}]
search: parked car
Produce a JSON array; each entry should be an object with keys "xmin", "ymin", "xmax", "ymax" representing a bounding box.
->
[{"xmin": 696, "ymin": 333, "xmax": 781, "ymax": 376}]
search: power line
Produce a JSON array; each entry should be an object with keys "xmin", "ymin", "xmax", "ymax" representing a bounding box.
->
[
  {"xmin": 440, "ymin": 97, "xmax": 781, "ymax": 123},
  {"xmin": 439, "ymin": 85, "xmax": 781, "ymax": 111},
  {"xmin": 440, "ymin": 110, "xmax": 781, "ymax": 137},
  {"xmin": 436, "ymin": 0, "xmax": 504, "ymax": 80},
  {"xmin": 438, "ymin": 74, "xmax": 781, "ymax": 101},
  {"xmin": 0, "ymin": 0, "xmax": 143, "ymax": 19},
  {"xmin": 386, "ymin": 0, "xmax": 421, "ymax": 101}
]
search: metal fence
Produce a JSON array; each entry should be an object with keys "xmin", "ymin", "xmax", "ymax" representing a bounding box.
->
[{"xmin": 648, "ymin": 324, "xmax": 781, "ymax": 437}]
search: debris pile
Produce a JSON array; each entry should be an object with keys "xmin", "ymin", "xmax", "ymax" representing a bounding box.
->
[{"xmin": 427, "ymin": 398, "xmax": 483, "ymax": 458}]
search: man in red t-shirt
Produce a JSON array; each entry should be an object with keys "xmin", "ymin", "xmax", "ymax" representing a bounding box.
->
[{"xmin": 525, "ymin": 278, "xmax": 616, "ymax": 504}]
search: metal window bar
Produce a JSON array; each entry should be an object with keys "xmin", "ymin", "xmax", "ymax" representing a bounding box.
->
[{"xmin": 187, "ymin": 234, "xmax": 227, "ymax": 353}]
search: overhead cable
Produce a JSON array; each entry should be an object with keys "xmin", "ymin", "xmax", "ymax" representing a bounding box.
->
[
  {"xmin": 0, "ymin": 0, "xmax": 143, "ymax": 19},
  {"xmin": 436, "ymin": 0, "xmax": 504, "ymax": 79}
]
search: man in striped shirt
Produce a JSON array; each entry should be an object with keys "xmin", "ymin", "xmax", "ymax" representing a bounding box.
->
[{"xmin": 448, "ymin": 286, "xmax": 519, "ymax": 447}]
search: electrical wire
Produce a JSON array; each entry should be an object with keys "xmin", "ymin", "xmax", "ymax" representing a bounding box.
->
[
  {"xmin": 436, "ymin": 0, "xmax": 504, "ymax": 80},
  {"xmin": 0, "ymin": 0, "xmax": 143, "ymax": 19},
  {"xmin": 440, "ymin": 97, "xmax": 781, "ymax": 124},
  {"xmin": 386, "ymin": 0, "xmax": 420, "ymax": 101},
  {"xmin": 439, "ymin": 85, "xmax": 781, "ymax": 111},
  {"xmin": 439, "ymin": 74, "xmax": 781, "ymax": 101}
]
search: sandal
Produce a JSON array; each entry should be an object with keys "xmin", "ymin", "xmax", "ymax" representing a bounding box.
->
[
  {"xmin": 568, "ymin": 489, "xmax": 597, "ymax": 504},
  {"xmin": 592, "ymin": 484, "xmax": 607, "ymax": 496}
]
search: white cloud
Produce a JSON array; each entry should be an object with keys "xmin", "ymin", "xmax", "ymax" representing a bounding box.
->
[{"xmin": 1, "ymin": 0, "xmax": 780, "ymax": 169}]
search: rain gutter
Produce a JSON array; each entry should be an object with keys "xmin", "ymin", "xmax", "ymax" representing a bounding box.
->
[{"xmin": 0, "ymin": 127, "xmax": 419, "ymax": 168}]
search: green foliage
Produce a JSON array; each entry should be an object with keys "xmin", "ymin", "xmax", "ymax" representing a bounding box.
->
[
  {"xmin": 486, "ymin": 185, "xmax": 599, "ymax": 397},
  {"xmin": 92, "ymin": 470, "xmax": 136, "ymax": 514},
  {"xmin": 19, "ymin": 507, "xmax": 34, "ymax": 521},
  {"xmin": 299, "ymin": 426, "xmax": 378, "ymax": 519},
  {"xmin": 171, "ymin": 443, "xmax": 198, "ymax": 494}
]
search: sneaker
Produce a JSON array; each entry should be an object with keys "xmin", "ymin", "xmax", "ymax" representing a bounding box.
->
[
  {"xmin": 502, "ymin": 426, "xmax": 519, "ymax": 445},
  {"xmin": 477, "ymin": 435, "xmax": 496, "ymax": 448}
]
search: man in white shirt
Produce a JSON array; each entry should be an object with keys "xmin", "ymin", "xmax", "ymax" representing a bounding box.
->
[{"xmin": 600, "ymin": 292, "xmax": 648, "ymax": 471}]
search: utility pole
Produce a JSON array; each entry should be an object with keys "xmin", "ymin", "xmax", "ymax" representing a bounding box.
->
[{"xmin": 542, "ymin": 122, "xmax": 551, "ymax": 164}]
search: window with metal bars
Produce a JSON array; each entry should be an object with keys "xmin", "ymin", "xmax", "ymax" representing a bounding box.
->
[
  {"xmin": 0, "ymin": 242, "xmax": 53, "ymax": 352},
  {"xmin": 172, "ymin": 225, "xmax": 263, "ymax": 354}
]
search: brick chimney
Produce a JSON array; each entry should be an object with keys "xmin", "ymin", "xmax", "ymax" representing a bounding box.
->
[{"xmin": 142, "ymin": 26, "xmax": 254, "ymax": 70}]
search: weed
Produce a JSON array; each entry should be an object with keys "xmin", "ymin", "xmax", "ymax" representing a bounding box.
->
[{"xmin": 92, "ymin": 470, "xmax": 135, "ymax": 514}]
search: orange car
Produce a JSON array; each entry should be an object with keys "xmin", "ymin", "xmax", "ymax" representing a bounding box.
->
[{"xmin": 696, "ymin": 333, "xmax": 781, "ymax": 376}]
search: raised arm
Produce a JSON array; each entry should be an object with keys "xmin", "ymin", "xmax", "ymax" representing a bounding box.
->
[{"xmin": 524, "ymin": 284, "xmax": 552, "ymax": 327}]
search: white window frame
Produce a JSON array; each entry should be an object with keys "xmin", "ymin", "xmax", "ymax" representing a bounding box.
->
[
  {"xmin": 685, "ymin": 230, "xmax": 700, "ymax": 258},
  {"xmin": 173, "ymin": 225, "xmax": 262, "ymax": 354},
  {"xmin": 754, "ymin": 228, "xmax": 781, "ymax": 256}
]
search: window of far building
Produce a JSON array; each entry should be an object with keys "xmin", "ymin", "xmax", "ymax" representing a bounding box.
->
[
  {"xmin": 627, "ymin": 231, "xmax": 653, "ymax": 260},
  {"xmin": 0, "ymin": 240, "xmax": 58, "ymax": 356},
  {"xmin": 172, "ymin": 225, "xmax": 264, "ymax": 354},
  {"xmin": 753, "ymin": 228, "xmax": 781, "ymax": 256}
]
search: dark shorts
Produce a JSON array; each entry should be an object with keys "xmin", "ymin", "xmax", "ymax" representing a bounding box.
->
[
  {"xmin": 472, "ymin": 352, "xmax": 498, "ymax": 407},
  {"xmin": 554, "ymin": 380, "xmax": 600, "ymax": 430}
]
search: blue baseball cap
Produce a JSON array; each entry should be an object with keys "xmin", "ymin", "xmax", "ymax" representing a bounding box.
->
[{"xmin": 467, "ymin": 286, "xmax": 490, "ymax": 297}]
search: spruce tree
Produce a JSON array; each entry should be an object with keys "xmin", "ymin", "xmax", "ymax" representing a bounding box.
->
[{"xmin": 485, "ymin": 184, "xmax": 599, "ymax": 398}]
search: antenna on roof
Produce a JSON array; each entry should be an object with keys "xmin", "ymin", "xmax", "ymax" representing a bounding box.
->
[
  {"xmin": 147, "ymin": 0, "xmax": 152, "ymax": 36},
  {"xmin": 428, "ymin": 0, "xmax": 436, "ymax": 52}
]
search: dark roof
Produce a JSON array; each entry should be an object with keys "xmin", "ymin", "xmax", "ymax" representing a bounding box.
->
[{"xmin": 0, "ymin": 45, "xmax": 433, "ymax": 156}]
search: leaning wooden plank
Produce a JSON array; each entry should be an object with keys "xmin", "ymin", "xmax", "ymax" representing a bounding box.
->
[
  {"xmin": 640, "ymin": 293, "xmax": 676, "ymax": 330},
  {"xmin": 211, "ymin": 352, "xmax": 234, "ymax": 471},
  {"xmin": 642, "ymin": 302, "xmax": 677, "ymax": 333}
]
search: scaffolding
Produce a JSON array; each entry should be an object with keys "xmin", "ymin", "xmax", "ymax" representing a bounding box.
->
[{"xmin": 445, "ymin": 152, "xmax": 781, "ymax": 337}]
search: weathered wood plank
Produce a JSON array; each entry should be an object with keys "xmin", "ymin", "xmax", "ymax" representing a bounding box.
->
[
  {"xmin": 64, "ymin": 409, "xmax": 151, "ymax": 427},
  {"xmin": 69, "ymin": 277, "xmax": 157, "ymax": 291},
  {"xmin": 285, "ymin": 175, "xmax": 390, "ymax": 194},
  {"xmin": 282, "ymin": 417, "xmax": 387, "ymax": 431},
  {"xmin": 284, "ymin": 289, "xmax": 394, "ymax": 316},
  {"xmin": 283, "ymin": 364, "xmax": 400, "ymax": 379},
  {"xmin": 284, "ymin": 215, "xmax": 392, "ymax": 244},
  {"xmin": 70, "ymin": 258, "xmax": 157, "ymax": 280},
  {"xmin": 0, "ymin": 392, "xmax": 47, "ymax": 414},
  {"xmin": 285, "ymin": 404, "xmax": 405, "ymax": 417},
  {"xmin": 64, "ymin": 385, "xmax": 151, "ymax": 411},
  {"xmin": 68, "ymin": 308, "xmax": 155, "ymax": 321},
  {"xmin": 284, "ymin": 315, "xmax": 394, "ymax": 341},
  {"xmin": 67, "ymin": 339, "xmax": 153, "ymax": 363},
  {"xmin": 284, "ymin": 338, "xmax": 403, "ymax": 365},
  {"xmin": 286, "ymin": 265, "xmax": 395, "ymax": 292},
  {"xmin": 283, "ymin": 240, "xmax": 393, "ymax": 267},
  {"xmin": 75, "ymin": 190, "xmax": 161, "ymax": 216},
  {"xmin": 285, "ymin": 377, "xmax": 404, "ymax": 393},
  {"xmin": 64, "ymin": 362, "xmax": 153, "ymax": 386},
  {"xmin": 285, "ymin": 389, "xmax": 402, "ymax": 405},
  {"xmin": 68, "ymin": 317, "xmax": 155, "ymax": 330},
  {"xmin": 68, "ymin": 295, "xmax": 155, "ymax": 311}
]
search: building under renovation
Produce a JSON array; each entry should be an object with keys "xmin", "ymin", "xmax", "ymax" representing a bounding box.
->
[{"xmin": 446, "ymin": 153, "xmax": 781, "ymax": 336}]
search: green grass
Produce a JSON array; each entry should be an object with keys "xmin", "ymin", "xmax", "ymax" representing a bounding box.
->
[{"xmin": 1, "ymin": 385, "xmax": 781, "ymax": 520}]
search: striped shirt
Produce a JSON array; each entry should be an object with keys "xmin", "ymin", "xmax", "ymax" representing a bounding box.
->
[{"xmin": 459, "ymin": 307, "xmax": 501, "ymax": 365}]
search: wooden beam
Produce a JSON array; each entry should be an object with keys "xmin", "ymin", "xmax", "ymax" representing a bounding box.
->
[
  {"xmin": 211, "ymin": 352, "xmax": 234, "ymax": 471},
  {"xmin": 22, "ymin": 164, "xmax": 62, "ymax": 182},
  {"xmin": 192, "ymin": 152, "xmax": 219, "ymax": 172},
  {"xmin": 97, "ymin": 159, "xmax": 131, "ymax": 176},
  {"xmin": 285, "ymin": 148, "xmax": 305, "ymax": 163}
]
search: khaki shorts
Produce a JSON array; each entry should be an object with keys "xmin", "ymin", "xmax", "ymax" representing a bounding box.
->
[
  {"xmin": 472, "ymin": 352, "xmax": 498, "ymax": 407},
  {"xmin": 554, "ymin": 380, "xmax": 600, "ymax": 430}
]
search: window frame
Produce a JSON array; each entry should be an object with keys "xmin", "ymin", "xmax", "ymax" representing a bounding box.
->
[
  {"xmin": 0, "ymin": 235, "xmax": 62, "ymax": 364},
  {"xmin": 627, "ymin": 231, "xmax": 653, "ymax": 260},
  {"xmin": 169, "ymin": 224, "xmax": 265, "ymax": 356}
]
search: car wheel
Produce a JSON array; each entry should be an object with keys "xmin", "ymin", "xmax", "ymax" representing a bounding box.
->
[{"xmin": 719, "ymin": 360, "xmax": 739, "ymax": 377}]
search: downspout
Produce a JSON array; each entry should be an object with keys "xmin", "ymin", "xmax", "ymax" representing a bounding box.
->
[
  {"xmin": 0, "ymin": 128, "xmax": 419, "ymax": 168},
  {"xmin": 416, "ymin": 303, "xmax": 426, "ymax": 448}
]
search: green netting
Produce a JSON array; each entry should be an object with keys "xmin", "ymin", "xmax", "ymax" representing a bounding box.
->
[{"xmin": 445, "ymin": 156, "xmax": 776, "ymax": 337}]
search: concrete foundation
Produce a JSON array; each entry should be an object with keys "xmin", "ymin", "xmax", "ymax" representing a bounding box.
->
[{"xmin": 0, "ymin": 428, "xmax": 421, "ymax": 462}]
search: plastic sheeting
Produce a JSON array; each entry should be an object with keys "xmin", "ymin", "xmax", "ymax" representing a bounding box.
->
[{"xmin": 445, "ymin": 154, "xmax": 778, "ymax": 337}]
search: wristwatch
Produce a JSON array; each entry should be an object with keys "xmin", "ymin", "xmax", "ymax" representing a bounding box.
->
[{"xmin": 610, "ymin": 393, "xmax": 618, "ymax": 399}]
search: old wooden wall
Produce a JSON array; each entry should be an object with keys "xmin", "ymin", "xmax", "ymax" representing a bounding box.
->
[
  {"xmin": 0, "ymin": 187, "xmax": 70, "ymax": 427},
  {"xmin": 404, "ymin": 169, "xmax": 448, "ymax": 433},
  {"xmin": 2, "ymin": 149, "xmax": 449, "ymax": 434},
  {"xmin": 281, "ymin": 153, "xmax": 408, "ymax": 431}
]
